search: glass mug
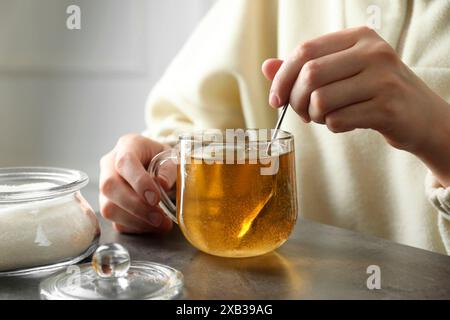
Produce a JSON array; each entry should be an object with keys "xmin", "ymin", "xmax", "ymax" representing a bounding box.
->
[{"xmin": 149, "ymin": 129, "xmax": 297, "ymax": 258}]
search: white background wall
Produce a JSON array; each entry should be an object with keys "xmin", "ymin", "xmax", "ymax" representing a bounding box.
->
[{"xmin": 0, "ymin": 0, "xmax": 215, "ymax": 201}]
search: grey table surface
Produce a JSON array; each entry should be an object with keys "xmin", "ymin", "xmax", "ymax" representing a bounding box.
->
[{"xmin": 1, "ymin": 214, "xmax": 450, "ymax": 300}]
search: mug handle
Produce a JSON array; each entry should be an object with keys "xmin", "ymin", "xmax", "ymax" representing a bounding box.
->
[{"xmin": 148, "ymin": 150, "xmax": 178, "ymax": 224}]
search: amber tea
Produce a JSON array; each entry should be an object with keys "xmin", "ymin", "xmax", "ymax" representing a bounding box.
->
[
  {"xmin": 177, "ymin": 148, "xmax": 297, "ymax": 257},
  {"xmin": 149, "ymin": 129, "xmax": 298, "ymax": 258}
]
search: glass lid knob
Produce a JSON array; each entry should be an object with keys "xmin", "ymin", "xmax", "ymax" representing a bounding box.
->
[{"xmin": 92, "ymin": 243, "xmax": 131, "ymax": 278}]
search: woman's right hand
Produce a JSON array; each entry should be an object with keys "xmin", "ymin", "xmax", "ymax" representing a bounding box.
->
[{"xmin": 99, "ymin": 134, "xmax": 174, "ymax": 234}]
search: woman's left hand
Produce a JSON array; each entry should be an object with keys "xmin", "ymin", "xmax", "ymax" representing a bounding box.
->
[{"xmin": 263, "ymin": 26, "xmax": 450, "ymax": 186}]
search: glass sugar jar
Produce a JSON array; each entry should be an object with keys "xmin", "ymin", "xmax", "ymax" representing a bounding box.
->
[{"xmin": 0, "ymin": 167, "xmax": 100, "ymax": 276}]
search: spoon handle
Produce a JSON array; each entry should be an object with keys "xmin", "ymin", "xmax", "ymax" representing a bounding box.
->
[{"xmin": 267, "ymin": 103, "xmax": 289, "ymax": 154}]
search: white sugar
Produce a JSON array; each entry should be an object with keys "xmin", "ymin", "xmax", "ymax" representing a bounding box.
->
[
  {"xmin": 0, "ymin": 182, "xmax": 58, "ymax": 193},
  {"xmin": 0, "ymin": 184, "xmax": 98, "ymax": 272}
]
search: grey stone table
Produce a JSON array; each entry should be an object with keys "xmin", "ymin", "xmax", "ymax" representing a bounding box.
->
[{"xmin": 1, "ymin": 215, "xmax": 449, "ymax": 300}]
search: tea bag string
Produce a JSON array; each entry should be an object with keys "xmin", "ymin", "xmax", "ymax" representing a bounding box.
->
[{"xmin": 267, "ymin": 103, "xmax": 289, "ymax": 155}]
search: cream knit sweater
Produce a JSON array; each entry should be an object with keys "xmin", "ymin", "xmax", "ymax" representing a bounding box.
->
[{"xmin": 144, "ymin": 0, "xmax": 450, "ymax": 254}]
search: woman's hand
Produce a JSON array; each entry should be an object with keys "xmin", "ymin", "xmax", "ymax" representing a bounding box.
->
[
  {"xmin": 263, "ymin": 26, "xmax": 450, "ymax": 187},
  {"xmin": 99, "ymin": 134, "xmax": 174, "ymax": 234}
]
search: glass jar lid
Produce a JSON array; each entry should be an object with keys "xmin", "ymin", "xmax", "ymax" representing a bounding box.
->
[
  {"xmin": 0, "ymin": 167, "xmax": 89, "ymax": 204},
  {"xmin": 40, "ymin": 243, "xmax": 184, "ymax": 300}
]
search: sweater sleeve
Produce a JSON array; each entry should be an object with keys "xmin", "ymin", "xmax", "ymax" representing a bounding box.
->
[
  {"xmin": 143, "ymin": 0, "xmax": 279, "ymax": 145},
  {"xmin": 425, "ymin": 171, "xmax": 450, "ymax": 253}
]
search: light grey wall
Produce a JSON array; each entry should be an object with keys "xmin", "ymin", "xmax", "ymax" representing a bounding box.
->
[{"xmin": 0, "ymin": 0, "xmax": 215, "ymax": 195}]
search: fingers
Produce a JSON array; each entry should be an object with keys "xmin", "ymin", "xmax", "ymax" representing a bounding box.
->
[
  {"xmin": 99, "ymin": 134, "xmax": 175, "ymax": 235},
  {"xmin": 262, "ymin": 58, "xmax": 283, "ymax": 81},
  {"xmin": 113, "ymin": 134, "xmax": 169, "ymax": 204},
  {"xmin": 114, "ymin": 150, "xmax": 161, "ymax": 206},
  {"xmin": 100, "ymin": 196, "xmax": 155, "ymax": 233},
  {"xmin": 116, "ymin": 134, "xmax": 165, "ymax": 167},
  {"xmin": 99, "ymin": 149, "xmax": 171, "ymax": 229},
  {"xmin": 100, "ymin": 195, "xmax": 173, "ymax": 234},
  {"xmin": 99, "ymin": 168, "xmax": 164, "ymax": 227},
  {"xmin": 270, "ymin": 27, "xmax": 361, "ymax": 108},
  {"xmin": 308, "ymin": 69, "xmax": 375, "ymax": 123},
  {"xmin": 262, "ymin": 27, "xmax": 401, "ymax": 143},
  {"xmin": 289, "ymin": 46, "xmax": 366, "ymax": 121},
  {"xmin": 324, "ymin": 98, "xmax": 385, "ymax": 133}
]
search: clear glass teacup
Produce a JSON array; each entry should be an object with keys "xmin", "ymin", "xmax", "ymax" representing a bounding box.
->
[{"xmin": 149, "ymin": 129, "xmax": 298, "ymax": 258}]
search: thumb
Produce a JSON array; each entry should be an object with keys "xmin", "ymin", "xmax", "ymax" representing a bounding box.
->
[{"xmin": 262, "ymin": 58, "xmax": 284, "ymax": 81}]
